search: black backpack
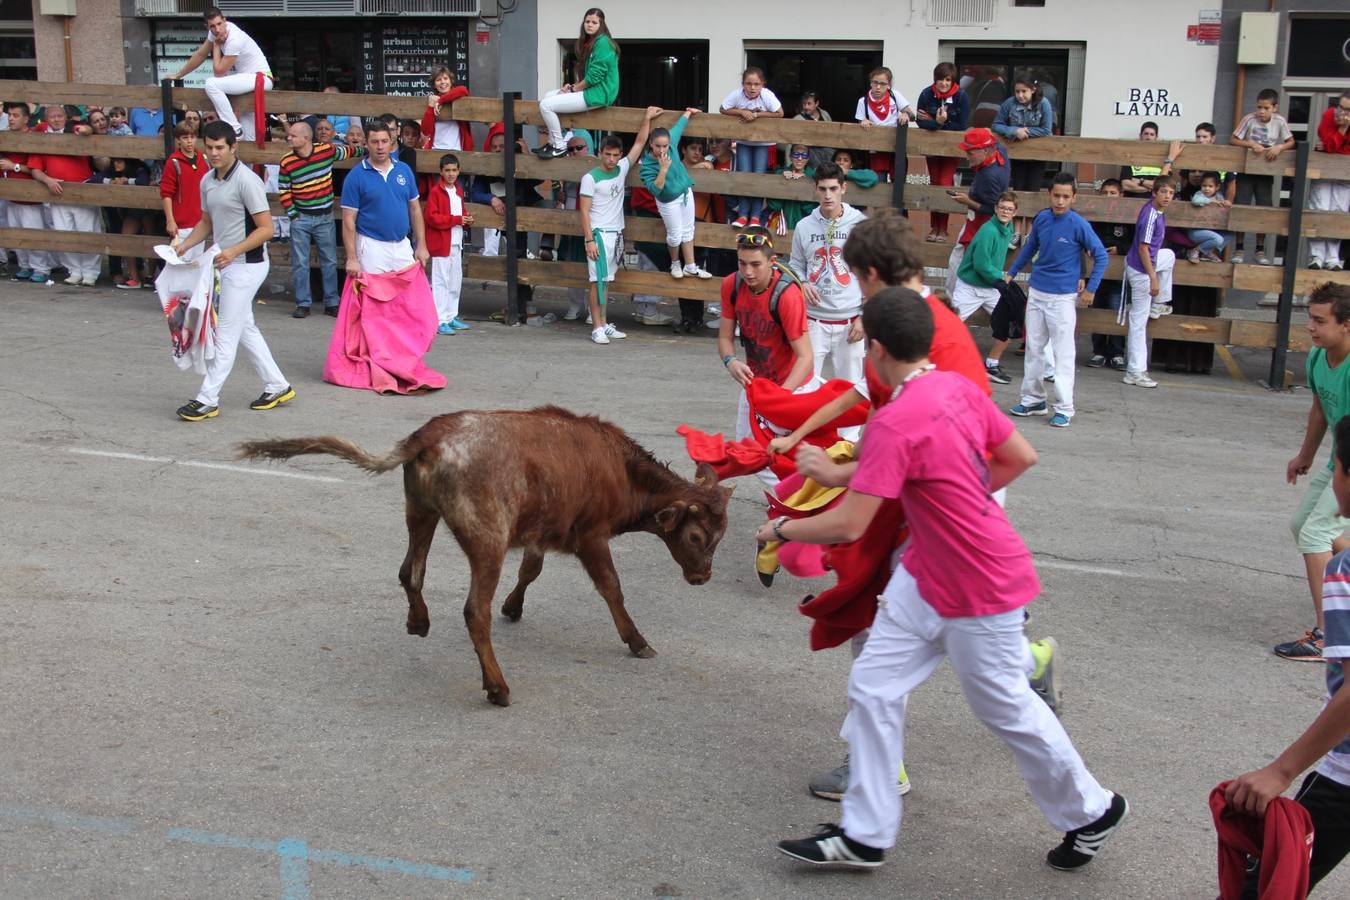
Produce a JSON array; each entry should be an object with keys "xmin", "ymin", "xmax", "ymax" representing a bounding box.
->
[{"xmin": 730, "ymin": 262, "xmax": 801, "ymax": 351}]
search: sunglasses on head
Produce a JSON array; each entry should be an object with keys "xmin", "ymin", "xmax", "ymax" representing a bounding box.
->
[{"xmin": 736, "ymin": 232, "xmax": 773, "ymax": 249}]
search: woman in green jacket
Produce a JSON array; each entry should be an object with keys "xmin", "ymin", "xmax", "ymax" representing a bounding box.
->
[{"xmin": 535, "ymin": 9, "xmax": 620, "ymax": 159}]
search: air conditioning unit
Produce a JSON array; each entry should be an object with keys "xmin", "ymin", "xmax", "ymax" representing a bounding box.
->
[{"xmin": 926, "ymin": 0, "xmax": 998, "ymax": 28}]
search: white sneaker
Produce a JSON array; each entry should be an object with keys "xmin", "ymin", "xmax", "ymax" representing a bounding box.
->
[
  {"xmin": 527, "ymin": 312, "xmax": 557, "ymax": 327},
  {"xmin": 604, "ymin": 323, "xmax": 627, "ymax": 339},
  {"xmin": 1122, "ymin": 371, "xmax": 1158, "ymax": 388},
  {"xmin": 63, "ymin": 274, "xmax": 82, "ymax": 285},
  {"xmin": 1148, "ymin": 303, "xmax": 1173, "ymax": 320},
  {"xmin": 590, "ymin": 327, "xmax": 610, "ymax": 345},
  {"xmin": 563, "ymin": 306, "xmax": 584, "ymax": 321},
  {"xmin": 81, "ymin": 275, "xmax": 98, "ymax": 286},
  {"xmin": 585, "ymin": 314, "xmax": 593, "ymax": 325},
  {"xmin": 670, "ymin": 262, "xmax": 684, "ymax": 279},
  {"xmin": 686, "ymin": 264, "xmax": 712, "ymax": 279},
  {"xmin": 635, "ymin": 311, "xmax": 675, "ymax": 326}
]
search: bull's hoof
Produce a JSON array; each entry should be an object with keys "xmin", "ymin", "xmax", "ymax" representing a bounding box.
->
[
  {"xmin": 631, "ymin": 645, "xmax": 658, "ymax": 659},
  {"xmin": 406, "ymin": 619, "xmax": 430, "ymax": 637},
  {"xmin": 501, "ymin": 603, "xmax": 523, "ymax": 623},
  {"xmin": 485, "ymin": 687, "xmax": 511, "ymax": 707}
]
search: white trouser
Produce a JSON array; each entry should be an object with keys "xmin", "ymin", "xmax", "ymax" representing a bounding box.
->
[
  {"xmin": 944, "ymin": 243, "xmax": 965, "ymax": 299},
  {"xmin": 952, "ymin": 278, "xmax": 1001, "ymax": 321},
  {"xmin": 656, "ymin": 189, "xmax": 696, "ymax": 246},
  {"xmin": 203, "ymin": 72, "xmax": 274, "ymax": 140},
  {"xmin": 356, "ymin": 235, "xmax": 414, "ymax": 275},
  {"xmin": 1309, "ymin": 180, "xmax": 1350, "ymax": 266},
  {"xmin": 430, "ymin": 249, "xmax": 463, "ymax": 324},
  {"xmin": 1019, "ymin": 289, "xmax": 1079, "ymax": 418},
  {"xmin": 808, "ymin": 316, "xmax": 865, "ymax": 441},
  {"xmin": 1124, "ymin": 251, "xmax": 1174, "ymax": 377},
  {"xmin": 480, "ymin": 227, "xmax": 500, "ymax": 257},
  {"xmin": 538, "ymin": 89, "xmax": 592, "ymax": 151},
  {"xmin": 735, "ymin": 391, "xmax": 779, "ymax": 489},
  {"xmin": 840, "ymin": 564, "xmax": 1110, "ymax": 849},
  {"xmin": 8, "ymin": 203, "xmax": 52, "ymax": 273},
  {"xmin": 195, "ymin": 260, "xmax": 287, "ymax": 407},
  {"xmin": 51, "ymin": 203, "xmax": 103, "ymax": 278}
]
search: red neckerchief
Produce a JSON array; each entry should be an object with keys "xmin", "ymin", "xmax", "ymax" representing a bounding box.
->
[
  {"xmin": 865, "ymin": 90, "xmax": 894, "ymax": 123},
  {"xmin": 931, "ymin": 82, "xmax": 959, "ymax": 101},
  {"xmin": 971, "ymin": 147, "xmax": 1005, "ymax": 169}
]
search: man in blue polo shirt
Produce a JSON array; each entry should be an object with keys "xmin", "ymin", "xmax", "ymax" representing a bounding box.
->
[{"xmin": 340, "ymin": 121, "xmax": 428, "ymax": 276}]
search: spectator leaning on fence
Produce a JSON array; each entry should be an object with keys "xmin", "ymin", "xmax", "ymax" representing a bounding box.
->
[
  {"xmin": 1231, "ymin": 89, "xmax": 1295, "ymax": 266},
  {"xmin": 168, "ymin": 7, "xmax": 274, "ymax": 142},
  {"xmin": 279, "ymin": 119, "xmax": 366, "ymax": 318},
  {"xmin": 1309, "ymin": 91, "xmax": 1350, "ymax": 272},
  {"xmin": 854, "ymin": 66, "xmax": 912, "ymax": 183},
  {"xmin": 535, "ymin": 8, "xmax": 620, "ymax": 160},
  {"xmin": 915, "ymin": 62, "xmax": 969, "ymax": 243},
  {"xmin": 0, "ymin": 101, "xmax": 54, "ymax": 284},
  {"xmin": 991, "ymin": 77, "xmax": 1054, "ymax": 249},
  {"xmin": 944, "ymin": 127, "xmax": 1009, "ymax": 298},
  {"xmin": 161, "ymin": 121, "xmax": 208, "ymax": 262},
  {"xmin": 1085, "ymin": 178, "xmax": 1132, "ymax": 371},
  {"xmin": 29, "ymin": 103, "xmax": 102, "ymax": 287},
  {"xmin": 720, "ymin": 67, "xmax": 784, "ymax": 229}
]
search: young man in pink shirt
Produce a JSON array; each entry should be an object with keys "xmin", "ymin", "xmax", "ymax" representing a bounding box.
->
[{"xmin": 764, "ymin": 287, "xmax": 1128, "ymax": 873}]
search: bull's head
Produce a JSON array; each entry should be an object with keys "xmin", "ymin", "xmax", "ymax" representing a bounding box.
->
[{"xmin": 654, "ymin": 462, "xmax": 733, "ymax": 585}]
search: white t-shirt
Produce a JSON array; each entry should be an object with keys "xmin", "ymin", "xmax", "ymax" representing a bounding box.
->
[
  {"xmin": 721, "ymin": 87, "xmax": 782, "ymax": 148},
  {"xmin": 208, "ymin": 24, "xmax": 272, "ymax": 78},
  {"xmin": 432, "ymin": 122, "xmax": 462, "ymax": 151},
  {"xmin": 580, "ymin": 157, "xmax": 629, "ymax": 232},
  {"xmin": 856, "ymin": 90, "xmax": 911, "ymax": 126}
]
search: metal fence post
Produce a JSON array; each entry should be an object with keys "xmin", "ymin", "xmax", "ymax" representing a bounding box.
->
[
  {"xmin": 502, "ymin": 91, "xmax": 522, "ymax": 325},
  {"xmin": 160, "ymin": 78, "xmax": 177, "ymax": 160},
  {"xmin": 1267, "ymin": 140, "xmax": 1312, "ymax": 390},
  {"xmin": 891, "ymin": 124, "xmax": 908, "ymax": 214}
]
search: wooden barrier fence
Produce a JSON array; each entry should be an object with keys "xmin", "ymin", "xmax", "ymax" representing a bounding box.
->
[{"xmin": 1, "ymin": 80, "xmax": 1348, "ymax": 368}]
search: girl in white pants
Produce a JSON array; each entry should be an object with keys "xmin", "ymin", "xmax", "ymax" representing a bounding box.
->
[{"xmin": 196, "ymin": 260, "xmax": 288, "ymax": 408}]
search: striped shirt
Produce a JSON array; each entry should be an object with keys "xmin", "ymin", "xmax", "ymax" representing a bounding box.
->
[
  {"xmin": 278, "ymin": 141, "xmax": 364, "ymax": 216},
  {"xmin": 1318, "ymin": 550, "xmax": 1350, "ymax": 785}
]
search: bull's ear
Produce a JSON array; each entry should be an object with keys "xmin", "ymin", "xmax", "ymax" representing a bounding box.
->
[
  {"xmin": 693, "ymin": 462, "xmax": 719, "ymax": 486},
  {"xmin": 720, "ymin": 484, "xmax": 736, "ymax": 502},
  {"xmin": 655, "ymin": 502, "xmax": 686, "ymax": 533}
]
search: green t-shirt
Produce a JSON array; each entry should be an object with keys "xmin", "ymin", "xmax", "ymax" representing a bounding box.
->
[
  {"xmin": 581, "ymin": 34, "xmax": 619, "ymax": 108},
  {"xmin": 1308, "ymin": 346, "xmax": 1350, "ymax": 468}
]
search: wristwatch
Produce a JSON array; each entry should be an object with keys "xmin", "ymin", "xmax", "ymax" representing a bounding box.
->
[
  {"xmin": 771, "ymin": 515, "xmax": 790, "ymax": 542},
  {"xmin": 721, "ymin": 354, "xmax": 734, "ymax": 367}
]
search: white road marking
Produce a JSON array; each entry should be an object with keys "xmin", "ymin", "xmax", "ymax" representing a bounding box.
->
[
  {"xmin": 1036, "ymin": 560, "xmax": 1137, "ymax": 578},
  {"xmin": 66, "ymin": 448, "xmax": 346, "ymax": 484}
]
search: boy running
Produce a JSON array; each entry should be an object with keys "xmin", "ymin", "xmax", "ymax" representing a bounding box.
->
[
  {"xmin": 1281, "ymin": 283, "xmax": 1350, "ymax": 662},
  {"xmin": 766, "ymin": 288, "xmax": 1127, "ymax": 873}
]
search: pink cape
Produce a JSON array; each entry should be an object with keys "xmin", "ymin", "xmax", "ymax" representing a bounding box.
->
[{"xmin": 323, "ymin": 264, "xmax": 447, "ymax": 394}]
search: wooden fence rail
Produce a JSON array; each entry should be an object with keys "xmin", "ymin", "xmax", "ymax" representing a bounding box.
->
[{"xmin": 1, "ymin": 80, "xmax": 1347, "ymax": 367}]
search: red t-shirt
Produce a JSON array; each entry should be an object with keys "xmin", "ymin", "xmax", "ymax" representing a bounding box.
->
[
  {"xmin": 722, "ymin": 269, "xmax": 808, "ymax": 384},
  {"xmin": 862, "ymin": 289, "xmax": 991, "ymax": 410}
]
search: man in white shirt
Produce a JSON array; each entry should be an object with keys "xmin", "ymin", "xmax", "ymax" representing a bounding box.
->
[{"xmin": 168, "ymin": 7, "xmax": 273, "ymax": 141}]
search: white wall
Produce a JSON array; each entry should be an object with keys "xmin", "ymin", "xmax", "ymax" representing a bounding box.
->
[{"xmin": 535, "ymin": 1, "xmax": 1220, "ymax": 139}]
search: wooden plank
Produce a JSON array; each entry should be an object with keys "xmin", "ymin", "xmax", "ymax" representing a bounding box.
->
[
  {"xmin": 0, "ymin": 226, "xmax": 159, "ymax": 256},
  {"xmin": 3, "ymin": 80, "xmax": 163, "ymax": 109},
  {"xmin": 1230, "ymin": 264, "xmax": 1350, "ymax": 293},
  {"xmin": 1231, "ymin": 319, "xmax": 1311, "ymax": 352}
]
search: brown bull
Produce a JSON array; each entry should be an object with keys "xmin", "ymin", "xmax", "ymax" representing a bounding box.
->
[{"xmin": 237, "ymin": 406, "xmax": 732, "ymax": 706}]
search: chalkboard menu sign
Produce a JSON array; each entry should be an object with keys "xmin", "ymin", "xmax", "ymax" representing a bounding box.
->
[{"xmin": 360, "ymin": 21, "xmax": 470, "ymax": 97}]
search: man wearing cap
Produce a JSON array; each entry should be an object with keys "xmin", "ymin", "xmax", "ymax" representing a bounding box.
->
[{"xmin": 945, "ymin": 127, "xmax": 1009, "ymax": 298}]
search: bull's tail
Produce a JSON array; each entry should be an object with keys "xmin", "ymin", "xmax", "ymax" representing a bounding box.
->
[{"xmin": 235, "ymin": 436, "xmax": 414, "ymax": 475}]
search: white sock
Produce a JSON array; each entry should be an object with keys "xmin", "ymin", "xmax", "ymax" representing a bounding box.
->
[{"xmin": 985, "ymin": 357, "xmax": 998, "ymax": 368}]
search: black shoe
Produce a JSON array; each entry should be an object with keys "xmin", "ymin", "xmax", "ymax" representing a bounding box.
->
[
  {"xmin": 292, "ymin": 305, "xmax": 310, "ymax": 318},
  {"xmin": 176, "ymin": 400, "xmax": 219, "ymax": 422},
  {"xmin": 1274, "ymin": 627, "xmax": 1324, "ymax": 661},
  {"xmin": 1046, "ymin": 793, "xmax": 1129, "ymax": 870},
  {"xmin": 1309, "ymin": 260, "xmax": 1323, "ymax": 270},
  {"xmin": 1086, "ymin": 354, "xmax": 1106, "ymax": 368},
  {"xmin": 985, "ymin": 363, "xmax": 1011, "ymax": 385},
  {"xmin": 249, "ymin": 386, "xmax": 296, "ymax": 410},
  {"xmin": 777, "ymin": 824, "xmax": 884, "ymax": 869},
  {"xmin": 532, "ymin": 143, "xmax": 567, "ymax": 159},
  {"xmin": 324, "ymin": 305, "xmax": 340, "ymax": 317}
]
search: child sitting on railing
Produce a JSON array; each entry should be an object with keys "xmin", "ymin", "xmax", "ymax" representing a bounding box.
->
[{"xmin": 1185, "ymin": 171, "xmax": 1231, "ymax": 263}]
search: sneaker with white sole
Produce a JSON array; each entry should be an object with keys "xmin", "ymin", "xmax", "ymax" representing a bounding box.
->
[
  {"xmin": 590, "ymin": 327, "xmax": 610, "ymax": 345},
  {"xmin": 81, "ymin": 275, "xmax": 98, "ymax": 286},
  {"xmin": 1086, "ymin": 354, "xmax": 1106, "ymax": 368},
  {"xmin": 1009, "ymin": 402, "xmax": 1049, "ymax": 417},
  {"xmin": 777, "ymin": 824, "xmax": 884, "ymax": 869},
  {"xmin": 1046, "ymin": 793, "xmax": 1130, "ymax": 870},
  {"xmin": 985, "ymin": 362, "xmax": 1011, "ymax": 385},
  {"xmin": 63, "ymin": 274, "xmax": 82, "ymax": 285},
  {"xmin": 1122, "ymin": 371, "xmax": 1158, "ymax": 388},
  {"xmin": 1148, "ymin": 303, "xmax": 1173, "ymax": 319},
  {"xmin": 685, "ymin": 264, "xmax": 712, "ymax": 279},
  {"xmin": 604, "ymin": 323, "xmax": 626, "ymax": 339},
  {"xmin": 563, "ymin": 305, "xmax": 584, "ymax": 321},
  {"xmin": 1029, "ymin": 637, "xmax": 1061, "ymax": 713},
  {"xmin": 634, "ymin": 311, "xmax": 675, "ymax": 326},
  {"xmin": 808, "ymin": 755, "xmax": 911, "ymax": 802},
  {"xmin": 670, "ymin": 262, "xmax": 684, "ymax": 279},
  {"xmin": 1048, "ymin": 413, "xmax": 1071, "ymax": 427}
]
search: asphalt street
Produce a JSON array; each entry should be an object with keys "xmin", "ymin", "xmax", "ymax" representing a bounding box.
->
[{"xmin": 1, "ymin": 274, "xmax": 1345, "ymax": 899}]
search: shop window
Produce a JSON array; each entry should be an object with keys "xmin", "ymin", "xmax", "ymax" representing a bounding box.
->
[
  {"xmin": 560, "ymin": 40, "xmax": 708, "ymax": 113},
  {"xmin": 1286, "ymin": 15, "xmax": 1350, "ymax": 81},
  {"xmin": 743, "ymin": 44, "xmax": 883, "ymax": 125}
]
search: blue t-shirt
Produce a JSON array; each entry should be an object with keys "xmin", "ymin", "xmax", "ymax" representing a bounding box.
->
[
  {"xmin": 129, "ymin": 107, "xmax": 163, "ymax": 137},
  {"xmin": 1008, "ymin": 208, "xmax": 1108, "ymax": 294},
  {"xmin": 1318, "ymin": 549, "xmax": 1350, "ymax": 786},
  {"xmin": 341, "ymin": 158, "xmax": 418, "ymax": 241}
]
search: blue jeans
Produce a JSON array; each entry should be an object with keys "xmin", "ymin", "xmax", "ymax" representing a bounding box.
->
[
  {"xmin": 733, "ymin": 143, "xmax": 770, "ymax": 222},
  {"xmin": 1187, "ymin": 229, "xmax": 1228, "ymax": 256},
  {"xmin": 290, "ymin": 213, "xmax": 338, "ymax": 308}
]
